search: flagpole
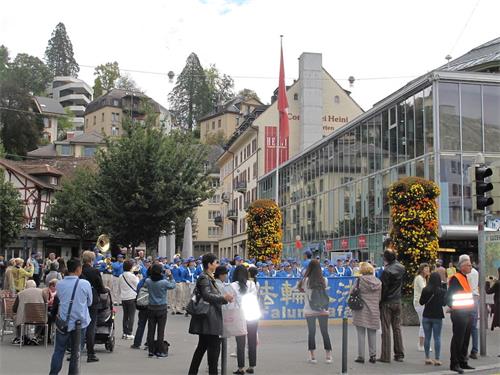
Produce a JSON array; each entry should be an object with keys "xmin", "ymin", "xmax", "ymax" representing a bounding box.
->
[{"xmin": 275, "ymin": 35, "xmax": 283, "ymax": 205}]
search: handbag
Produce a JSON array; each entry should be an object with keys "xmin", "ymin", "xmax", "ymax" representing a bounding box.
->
[
  {"xmin": 55, "ymin": 278, "xmax": 80, "ymax": 333},
  {"xmin": 222, "ymin": 302, "xmax": 247, "ymax": 337},
  {"xmin": 241, "ymin": 283, "xmax": 261, "ymax": 321},
  {"xmin": 186, "ymin": 285, "xmax": 210, "ymax": 317},
  {"xmin": 347, "ymin": 278, "xmax": 364, "ymax": 311},
  {"xmin": 135, "ymin": 284, "xmax": 149, "ymax": 310}
]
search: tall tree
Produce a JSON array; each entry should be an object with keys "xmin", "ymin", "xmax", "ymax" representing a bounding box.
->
[
  {"xmin": 45, "ymin": 22, "xmax": 79, "ymax": 77},
  {"xmin": 11, "ymin": 53, "xmax": 52, "ymax": 95},
  {"xmin": 238, "ymin": 88, "xmax": 261, "ymax": 102},
  {"xmin": 93, "ymin": 103, "xmax": 213, "ymax": 247},
  {"xmin": 0, "ymin": 45, "xmax": 9, "ymax": 81},
  {"xmin": 116, "ymin": 73, "xmax": 141, "ymax": 92},
  {"xmin": 93, "ymin": 61, "xmax": 120, "ymax": 98},
  {"xmin": 205, "ymin": 64, "xmax": 234, "ymax": 107},
  {"xmin": 168, "ymin": 53, "xmax": 211, "ymax": 130},
  {"xmin": 0, "ymin": 174, "xmax": 24, "ymax": 250},
  {"xmin": 45, "ymin": 167, "xmax": 99, "ymax": 251}
]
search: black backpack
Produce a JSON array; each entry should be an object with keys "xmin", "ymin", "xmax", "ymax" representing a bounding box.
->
[{"xmin": 309, "ymin": 287, "xmax": 330, "ymax": 311}]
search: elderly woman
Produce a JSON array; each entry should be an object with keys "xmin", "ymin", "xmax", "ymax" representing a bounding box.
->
[
  {"xmin": 3, "ymin": 258, "xmax": 17, "ymax": 294},
  {"xmin": 352, "ymin": 262, "xmax": 382, "ymax": 364},
  {"xmin": 12, "ymin": 280, "xmax": 47, "ymax": 344},
  {"xmin": 13, "ymin": 258, "xmax": 34, "ymax": 292},
  {"xmin": 45, "ymin": 263, "xmax": 62, "ymax": 285}
]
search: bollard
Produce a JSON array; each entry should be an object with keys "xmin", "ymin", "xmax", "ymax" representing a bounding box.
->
[
  {"xmin": 69, "ymin": 320, "xmax": 81, "ymax": 375},
  {"xmin": 341, "ymin": 317, "xmax": 348, "ymax": 375},
  {"xmin": 221, "ymin": 337, "xmax": 227, "ymax": 375}
]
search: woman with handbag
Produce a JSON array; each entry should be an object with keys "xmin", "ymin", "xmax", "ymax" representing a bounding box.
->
[
  {"xmin": 298, "ymin": 259, "xmax": 332, "ymax": 364},
  {"xmin": 231, "ymin": 265, "xmax": 261, "ymax": 374},
  {"xmin": 188, "ymin": 253, "xmax": 233, "ymax": 375},
  {"xmin": 118, "ymin": 260, "xmax": 139, "ymax": 340},
  {"xmin": 352, "ymin": 262, "xmax": 381, "ymax": 364},
  {"xmin": 419, "ymin": 272, "xmax": 446, "ymax": 366},
  {"xmin": 413, "ymin": 263, "xmax": 430, "ymax": 351}
]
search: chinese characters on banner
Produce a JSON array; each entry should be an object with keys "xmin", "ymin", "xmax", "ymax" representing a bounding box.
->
[
  {"xmin": 264, "ymin": 126, "xmax": 289, "ymax": 174},
  {"xmin": 258, "ymin": 277, "xmax": 356, "ymax": 320}
]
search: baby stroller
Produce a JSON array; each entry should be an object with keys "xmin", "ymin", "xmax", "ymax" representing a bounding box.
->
[{"xmin": 94, "ymin": 290, "xmax": 115, "ymax": 352}]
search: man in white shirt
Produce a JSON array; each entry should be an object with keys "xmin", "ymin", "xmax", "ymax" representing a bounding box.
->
[{"xmin": 458, "ymin": 254, "xmax": 479, "ymax": 359}]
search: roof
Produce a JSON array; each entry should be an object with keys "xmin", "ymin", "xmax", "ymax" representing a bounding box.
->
[
  {"xmin": 198, "ymin": 96, "xmax": 264, "ymax": 122},
  {"xmin": 223, "ymin": 105, "xmax": 269, "ymax": 151},
  {"xmin": 56, "ymin": 131, "xmax": 105, "ymax": 145},
  {"xmin": 27, "ymin": 144, "xmax": 57, "ymax": 158},
  {"xmin": 0, "ymin": 159, "xmax": 57, "ymax": 190},
  {"xmin": 33, "ymin": 96, "xmax": 65, "ymax": 115},
  {"xmin": 85, "ymin": 88, "xmax": 161, "ymax": 115},
  {"xmin": 437, "ymin": 37, "xmax": 500, "ymax": 72},
  {"xmin": 7, "ymin": 157, "xmax": 97, "ymax": 181},
  {"xmin": 18, "ymin": 164, "xmax": 63, "ymax": 176}
]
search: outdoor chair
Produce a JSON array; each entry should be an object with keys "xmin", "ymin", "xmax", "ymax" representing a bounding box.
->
[
  {"xmin": 19, "ymin": 302, "xmax": 48, "ymax": 348},
  {"xmin": 1, "ymin": 296, "xmax": 16, "ymax": 341}
]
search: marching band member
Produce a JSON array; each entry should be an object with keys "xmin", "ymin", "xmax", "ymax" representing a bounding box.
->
[
  {"xmin": 111, "ymin": 254, "xmax": 124, "ymax": 305},
  {"xmin": 99, "ymin": 253, "xmax": 114, "ymax": 292},
  {"xmin": 335, "ymin": 258, "xmax": 345, "ymax": 277},
  {"xmin": 171, "ymin": 258, "xmax": 183, "ymax": 314}
]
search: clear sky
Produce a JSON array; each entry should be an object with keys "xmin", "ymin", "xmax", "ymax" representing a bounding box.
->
[{"xmin": 1, "ymin": 0, "xmax": 498, "ymax": 111}]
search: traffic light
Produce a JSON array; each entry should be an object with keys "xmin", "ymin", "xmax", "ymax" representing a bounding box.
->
[{"xmin": 475, "ymin": 166, "xmax": 494, "ymax": 210}]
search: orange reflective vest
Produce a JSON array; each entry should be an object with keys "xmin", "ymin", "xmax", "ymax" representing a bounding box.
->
[{"xmin": 450, "ymin": 272, "xmax": 474, "ymax": 310}]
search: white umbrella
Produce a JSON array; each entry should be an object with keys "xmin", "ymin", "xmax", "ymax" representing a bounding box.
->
[
  {"xmin": 182, "ymin": 217, "xmax": 193, "ymax": 259},
  {"xmin": 158, "ymin": 231, "xmax": 167, "ymax": 258},
  {"xmin": 166, "ymin": 224, "xmax": 176, "ymax": 261}
]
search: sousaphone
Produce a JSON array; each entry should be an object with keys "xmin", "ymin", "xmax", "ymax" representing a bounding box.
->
[{"xmin": 96, "ymin": 234, "xmax": 110, "ymax": 254}]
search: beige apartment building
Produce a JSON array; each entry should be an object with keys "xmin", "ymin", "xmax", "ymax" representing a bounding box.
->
[
  {"xmin": 216, "ymin": 52, "xmax": 364, "ymax": 259},
  {"xmin": 198, "ymin": 96, "xmax": 263, "ymax": 144},
  {"xmin": 83, "ymin": 89, "xmax": 173, "ymax": 137}
]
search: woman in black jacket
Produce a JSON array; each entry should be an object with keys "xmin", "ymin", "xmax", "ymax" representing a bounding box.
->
[
  {"xmin": 419, "ymin": 272, "xmax": 447, "ymax": 366},
  {"xmin": 188, "ymin": 253, "xmax": 233, "ymax": 375}
]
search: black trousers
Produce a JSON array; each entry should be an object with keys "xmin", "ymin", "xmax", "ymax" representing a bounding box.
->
[
  {"xmin": 86, "ymin": 306, "xmax": 98, "ymax": 356},
  {"xmin": 122, "ymin": 299, "xmax": 136, "ymax": 335},
  {"xmin": 236, "ymin": 321, "xmax": 258, "ymax": 368},
  {"xmin": 306, "ymin": 315, "xmax": 332, "ymax": 351},
  {"xmin": 450, "ymin": 311, "xmax": 473, "ymax": 367},
  {"xmin": 33, "ymin": 273, "xmax": 41, "ymax": 287},
  {"xmin": 188, "ymin": 334, "xmax": 221, "ymax": 375},
  {"xmin": 147, "ymin": 308, "xmax": 167, "ymax": 354}
]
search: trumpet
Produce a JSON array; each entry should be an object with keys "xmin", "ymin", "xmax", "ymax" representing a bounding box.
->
[{"xmin": 96, "ymin": 234, "xmax": 110, "ymax": 254}]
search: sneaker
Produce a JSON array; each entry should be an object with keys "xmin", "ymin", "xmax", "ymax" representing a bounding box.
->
[
  {"xmin": 434, "ymin": 360, "xmax": 442, "ymax": 366},
  {"xmin": 87, "ymin": 356, "xmax": 99, "ymax": 363},
  {"xmin": 355, "ymin": 357, "xmax": 365, "ymax": 364},
  {"xmin": 425, "ymin": 359, "xmax": 434, "ymax": 365},
  {"xmin": 148, "ymin": 352, "xmax": 154, "ymax": 358},
  {"xmin": 130, "ymin": 344, "xmax": 141, "ymax": 349},
  {"xmin": 469, "ymin": 352, "xmax": 478, "ymax": 360},
  {"xmin": 11, "ymin": 337, "xmax": 21, "ymax": 345},
  {"xmin": 418, "ymin": 344, "xmax": 425, "ymax": 352},
  {"xmin": 230, "ymin": 352, "xmax": 237, "ymax": 358},
  {"xmin": 156, "ymin": 352, "xmax": 168, "ymax": 358},
  {"xmin": 125, "ymin": 334, "xmax": 135, "ymax": 340},
  {"xmin": 307, "ymin": 358, "xmax": 317, "ymax": 364}
]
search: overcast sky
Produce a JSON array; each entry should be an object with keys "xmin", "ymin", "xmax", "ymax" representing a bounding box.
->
[{"xmin": 1, "ymin": 0, "xmax": 498, "ymax": 110}]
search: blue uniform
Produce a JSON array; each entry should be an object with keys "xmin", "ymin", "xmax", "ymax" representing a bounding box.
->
[
  {"xmin": 99, "ymin": 261, "xmax": 112, "ymax": 274},
  {"xmin": 322, "ymin": 268, "xmax": 331, "ymax": 277},
  {"xmin": 276, "ymin": 270, "xmax": 292, "ymax": 277},
  {"xmin": 94, "ymin": 253, "xmax": 104, "ymax": 267},
  {"xmin": 111, "ymin": 261, "xmax": 123, "ymax": 277},
  {"xmin": 171, "ymin": 266, "xmax": 183, "ymax": 283},
  {"xmin": 344, "ymin": 266, "xmax": 353, "ymax": 277},
  {"xmin": 186, "ymin": 267, "xmax": 197, "ymax": 283},
  {"xmin": 375, "ymin": 266, "xmax": 384, "ymax": 279},
  {"xmin": 194, "ymin": 264, "xmax": 203, "ymax": 278},
  {"xmin": 301, "ymin": 259, "xmax": 311, "ymax": 275}
]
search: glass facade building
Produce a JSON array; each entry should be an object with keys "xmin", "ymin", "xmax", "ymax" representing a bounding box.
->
[{"xmin": 259, "ymin": 71, "xmax": 500, "ymax": 262}]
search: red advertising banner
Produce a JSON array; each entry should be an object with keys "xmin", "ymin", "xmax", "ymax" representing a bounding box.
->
[
  {"xmin": 358, "ymin": 235, "xmax": 367, "ymax": 248},
  {"xmin": 325, "ymin": 240, "xmax": 333, "ymax": 252},
  {"xmin": 340, "ymin": 238, "xmax": 349, "ymax": 250},
  {"xmin": 264, "ymin": 126, "xmax": 289, "ymax": 174}
]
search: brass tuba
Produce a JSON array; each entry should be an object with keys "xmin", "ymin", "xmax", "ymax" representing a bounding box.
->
[{"xmin": 96, "ymin": 234, "xmax": 110, "ymax": 254}]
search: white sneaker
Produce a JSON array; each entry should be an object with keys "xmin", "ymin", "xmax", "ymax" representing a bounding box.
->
[
  {"xmin": 230, "ymin": 352, "xmax": 237, "ymax": 358},
  {"xmin": 418, "ymin": 345, "xmax": 424, "ymax": 352},
  {"xmin": 125, "ymin": 334, "xmax": 135, "ymax": 340},
  {"xmin": 307, "ymin": 358, "xmax": 317, "ymax": 364}
]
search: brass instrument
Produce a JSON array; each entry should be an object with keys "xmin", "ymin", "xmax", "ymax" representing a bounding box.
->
[{"xmin": 96, "ymin": 234, "xmax": 110, "ymax": 254}]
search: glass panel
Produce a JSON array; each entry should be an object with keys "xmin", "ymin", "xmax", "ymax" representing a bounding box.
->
[
  {"xmin": 355, "ymin": 126, "xmax": 362, "ymax": 177},
  {"xmin": 461, "ymin": 84, "xmax": 482, "ymax": 152},
  {"xmin": 406, "ymin": 96, "xmax": 415, "ymax": 159},
  {"xmin": 415, "ymin": 91, "xmax": 425, "ymax": 157},
  {"xmin": 439, "ymin": 83, "xmax": 460, "ymax": 151},
  {"xmin": 439, "ymin": 154, "xmax": 462, "ymax": 225},
  {"xmin": 368, "ymin": 118, "xmax": 376, "ymax": 174},
  {"xmin": 382, "ymin": 110, "xmax": 390, "ymax": 169},
  {"xmin": 483, "ymin": 85, "xmax": 500, "ymax": 153},
  {"xmin": 462, "ymin": 156, "xmax": 479, "ymax": 225},
  {"xmin": 382, "ymin": 171, "xmax": 391, "ymax": 232},
  {"xmin": 424, "ymin": 86, "xmax": 434, "ymax": 153},
  {"xmin": 373, "ymin": 114, "xmax": 382, "ymax": 172},
  {"xmin": 389, "ymin": 106, "xmax": 398, "ymax": 165},
  {"xmin": 355, "ymin": 181, "xmax": 361, "ymax": 234},
  {"xmin": 368, "ymin": 177, "xmax": 375, "ymax": 234},
  {"xmin": 397, "ymin": 102, "xmax": 406, "ymax": 163}
]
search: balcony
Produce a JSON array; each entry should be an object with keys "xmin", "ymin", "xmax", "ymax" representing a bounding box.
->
[
  {"xmin": 214, "ymin": 216, "xmax": 223, "ymax": 227},
  {"xmin": 235, "ymin": 181, "xmax": 247, "ymax": 193},
  {"xmin": 221, "ymin": 192, "xmax": 230, "ymax": 204},
  {"xmin": 227, "ymin": 209, "xmax": 238, "ymax": 221}
]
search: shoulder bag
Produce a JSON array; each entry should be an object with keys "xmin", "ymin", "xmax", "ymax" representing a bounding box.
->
[
  {"xmin": 347, "ymin": 278, "xmax": 364, "ymax": 311},
  {"xmin": 186, "ymin": 282, "xmax": 211, "ymax": 317},
  {"xmin": 135, "ymin": 282, "xmax": 149, "ymax": 310},
  {"xmin": 55, "ymin": 278, "xmax": 80, "ymax": 333}
]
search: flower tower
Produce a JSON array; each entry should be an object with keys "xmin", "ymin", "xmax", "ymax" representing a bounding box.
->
[
  {"xmin": 387, "ymin": 177, "xmax": 440, "ymax": 295},
  {"xmin": 246, "ymin": 199, "xmax": 283, "ymax": 263}
]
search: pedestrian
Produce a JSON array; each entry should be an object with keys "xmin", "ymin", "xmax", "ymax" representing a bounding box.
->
[
  {"xmin": 12, "ymin": 258, "xmax": 34, "ymax": 292},
  {"xmin": 146, "ymin": 263, "xmax": 176, "ymax": 358},
  {"xmin": 30, "ymin": 252, "xmax": 42, "ymax": 287},
  {"xmin": 119, "ymin": 259, "xmax": 139, "ymax": 340},
  {"xmin": 42, "ymin": 279, "xmax": 58, "ymax": 344},
  {"xmin": 3, "ymin": 258, "xmax": 17, "ymax": 294},
  {"xmin": 0, "ymin": 255, "xmax": 6, "ymax": 290},
  {"xmin": 44, "ymin": 253, "xmax": 59, "ymax": 277},
  {"xmin": 435, "ymin": 259, "xmax": 447, "ymax": 287},
  {"xmin": 419, "ymin": 272, "xmax": 446, "ymax": 366},
  {"xmin": 352, "ymin": 262, "xmax": 381, "ymax": 364},
  {"xmin": 378, "ymin": 248, "xmax": 405, "ymax": 363},
  {"xmin": 99, "ymin": 254, "xmax": 114, "ymax": 292},
  {"xmin": 465, "ymin": 255, "xmax": 479, "ymax": 360},
  {"xmin": 45, "ymin": 263, "xmax": 62, "ymax": 285},
  {"xmin": 214, "ymin": 265, "xmax": 229, "ymax": 294},
  {"xmin": 188, "ymin": 253, "xmax": 233, "ymax": 375},
  {"xmin": 231, "ymin": 265, "xmax": 260, "ymax": 374},
  {"xmin": 447, "ymin": 262, "xmax": 457, "ymax": 279},
  {"xmin": 413, "ymin": 263, "xmax": 430, "ymax": 351},
  {"xmin": 111, "ymin": 255, "xmax": 124, "ymax": 305},
  {"xmin": 485, "ymin": 267, "xmax": 500, "ymax": 331},
  {"xmin": 80, "ymin": 250, "xmax": 107, "ymax": 363},
  {"xmin": 298, "ymin": 259, "xmax": 332, "ymax": 364},
  {"xmin": 57, "ymin": 258, "xmax": 67, "ymax": 278},
  {"xmin": 131, "ymin": 268, "xmax": 149, "ymax": 350},
  {"xmin": 447, "ymin": 255, "xmax": 475, "ymax": 373},
  {"xmin": 171, "ymin": 258, "xmax": 183, "ymax": 314},
  {"xmin": 49, "ymin": 258, "xmax": 93, "ymax": 375},
  {"xmin": 12, "ymin": 280, "xmax": 47, "ymax": 344}
]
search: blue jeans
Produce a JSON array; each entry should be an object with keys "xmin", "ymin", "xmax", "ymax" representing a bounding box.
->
[
  {"xmin": 49, "ymin": 328, "xmax": 86, "ymax": 375},
  {"xmin": 470, "ymin": 296, "xmax": 479, "ymax": 354},
  {"xmin": 133, "ymin": 309, "xmax": 148, "ymax": 347},
  {"xmin": 422, "ymin": 317, "xmax": 443, "ymax": 360}
]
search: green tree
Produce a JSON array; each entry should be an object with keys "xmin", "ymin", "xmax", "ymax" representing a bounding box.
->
[
  {"xmin": 0, "ymin": 77, "xmax": 44, "ymax": 156},
  {"xmin": 57, "ymin": 108, "xmax": 75, "ymax": 140},
  {"xmin": 205, "ymin": 64, "xmax": 234, "ymax": 107},
  {"xmin": 93, "ymin": 61, "xmax": 120, "ymax": 98},
  {"xmin": 93, "ymin": 104, "xmax": 212, "ymax": 247},
  {"xmin": 45, "ymin": 167, "xmax": 99, "ymax": 251},
  {"xmin": 0, "ymin": 175, "xmax": 24, "ymax": 250},
  {"xmin": 11, "ymin": 53, "xmax": 52, "ymax": 95},
  {"xmin": 205, "ymin": 130, "xmax": 227, "ymax": 147},
  {"xmin": 168, "ymin": 53, "xmax": 211, "ymax": 130},
  {"xmin": 116, "ymin": 73, "xmax": 141, "ymax": 92},
  {"xmin": 238, "ymin": 88, "xmax": 261, "ymax": 102},
  {"xmin": 0, "ymin": 45, "xmax": 9, "ymax": 81},
  {"xmin": 44, "ymin": 22, "xmax": 79, "ymax": 77}
]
